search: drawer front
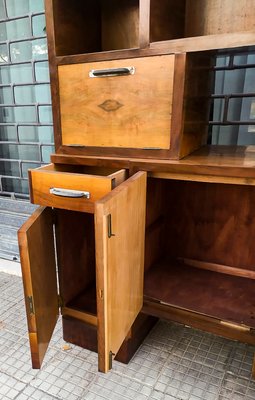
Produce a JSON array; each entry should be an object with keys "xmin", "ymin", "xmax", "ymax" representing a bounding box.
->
[
  {"xmin": 29, "ymin": 165, "xmax": 126, "ymax": 213},
  {"xmin": 58, "ymin": 55, "xmax": 175, "ymax": 150}
]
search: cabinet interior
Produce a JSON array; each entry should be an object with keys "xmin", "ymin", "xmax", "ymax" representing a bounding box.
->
[
  {"xmin": 150, "ymin": 0, "xmax": 255, "ymax": 43},
  {"xmin": 55, "ymin": 209, "xmax": 97, "ymax": 320},
  {"xmin": 52, "ymin": 0, "xmax": 140, "ymax": 56},
  {"xmin": 144, "ymin": 178, "xmax": 255, "ymax": 328}
]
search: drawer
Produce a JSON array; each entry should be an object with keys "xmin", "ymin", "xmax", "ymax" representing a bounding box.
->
[
  {"xmin": 58, "ymin": 55, "xmax": 175, "ymax": 150},
  {"xmin": 29, "ymin": 164, "xmax": 127, "ymax": 213}
]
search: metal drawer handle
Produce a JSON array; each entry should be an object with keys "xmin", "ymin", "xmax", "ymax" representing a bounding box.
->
[
  {"xmin": 50, "ymin": 188, "xmax": 90, "ymax": 199},
  {"xmin": 89, "ymin": 67, "xmax": 135, "ymax": 78}
]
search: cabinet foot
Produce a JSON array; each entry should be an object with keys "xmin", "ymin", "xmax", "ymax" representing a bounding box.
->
[{"xmin": 62, "ymin": 314, "xmax": 158, "ymax": 364}]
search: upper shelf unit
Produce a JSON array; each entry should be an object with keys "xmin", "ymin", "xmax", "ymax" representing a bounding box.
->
[{"xmin": 46, "ymin": 0, "xmax": 255, "ymax": 61}]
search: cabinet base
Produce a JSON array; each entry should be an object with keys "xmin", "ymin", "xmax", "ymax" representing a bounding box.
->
[{"xmin": 62, "ymin": 313, "xmax": 158, "ymax": 364}]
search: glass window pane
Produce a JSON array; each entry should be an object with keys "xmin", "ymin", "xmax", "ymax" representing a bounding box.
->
[
  {"xmin": 0, "ymin": 64, "xmax": 33, "ymax": 84},
  {"xmin": 0, "ymin": 125, "xmax": 17, "ymax": 141},
  {"xmin": 234, "ymin": 53, "xmax": 255, "ymax": 66},
  {"xmin": 228, "ymin": 97, "xmax": 255, "ymax": 122},
  {"xmin": 21, "ymin": 162, "xmax": 39, "ymax": 177},
  {"xmin": 6, "ymin": 0, "xmax": 29, "ymax": 17},
  {"xmin": 0, "ymin": 143, "xmax": 40, "ymax": 160},
  {"xmin": 35, "ymin": 84, "xmax": 51, "ymax": 103},
  {"xmin": 18, "ymin": 125, "xmax": 54, "ymax": 143},
  {"xmin": 0, "ymin": 44, "xmax": 8, "ymax": 63},
  {"xmin": 29, "ymin": 0, "xmax": 44, "ymax": 13},
  {"xmin": 2, "ymin": 177, "xmax": 28, "ymax": 194},
  {"xmin": 10, "ymin": 38, "xmax": 48, "ymax": 63},
  {"xmin": 14, "ymin": 85, "xmax": 35, "ymax": 104},
  {"xmin": 38, "ymin": 105, "xmax": 52, "ymax": 123},
  {"xmin": 0, "ymin": 0, "xmax": 7, "ymax": 18},
  {"xmin": 6, "ymin": 0, "xmax": 44, "ymax": 17},
  {"xmin": 215, "ymin": 55, "xmax": 230, "ymax": 68},
  {"xmin": 34, "ymin": 61, "xmax": 49, "ymax": 82},
  {"xmin": 0, "ymin": 160, "xmax": 19, "ymax": 176},
  {"xmin": 41, "ymin": 145, "xmax": 54, "ymax": 162},
  {"xmin": 212, "ymin": 99, "xmax": 224, "ymax": 123},
  {"xmin": 0, "ymin": 18, "xmax": 31, "ymax": 41},
  {"xmin": 0, "ymin": 87, "xmax": 13, "ymax": 104},
  {"xmin": 0, "ymin": 106, "xmax": 37, "ymax": 123},
  {"xmin": 15, "ymin": 84, "xmax": 51, "ymax": 104},
  {"xmin": 32, "ymin": 14, "xmax": 46, "ymax": 37}
]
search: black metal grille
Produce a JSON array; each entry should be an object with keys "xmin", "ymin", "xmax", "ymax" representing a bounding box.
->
[{"xmin": 209, "ymin": 49, "xmax": 255, "ymax": 145}]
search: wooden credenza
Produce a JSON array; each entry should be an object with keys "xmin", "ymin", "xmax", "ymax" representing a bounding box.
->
[{"xmin": 18, "ymin": 0, "xmax": 255, "ymax": 374}]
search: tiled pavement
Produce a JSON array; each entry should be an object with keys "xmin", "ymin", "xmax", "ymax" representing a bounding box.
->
[{"xmin": 0, "ymin": 271, "xmax": 255, "ymax": 400}]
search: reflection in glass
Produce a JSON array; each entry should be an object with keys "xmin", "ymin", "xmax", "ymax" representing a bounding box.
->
[
  {"xmin": 34, "ymin": 61, "xmax": 50, "ymax": 82},
  {"xmin": 10, "ymin": 38, "xmax": 48, "ymax": 63},
  {"xmin": 0, "ymin": 18, "xmax": 30, "ymax": 41},
  {"xmin": 18, "ymin": 125, "xmax": 54, "ymax": 143}
]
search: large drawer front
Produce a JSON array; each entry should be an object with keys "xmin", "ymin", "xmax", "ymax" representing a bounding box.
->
[
  {"xmin": 29, "ymin": 164, "xmax": 126, "ymax": 213},
  {"xmin": 58, "ymin": 55, "xmax": 175, "ymax": 150}
]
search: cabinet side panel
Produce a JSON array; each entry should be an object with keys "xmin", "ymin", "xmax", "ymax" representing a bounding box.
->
[{"xmin": 180, "ymin": 52, "xmax": 214, "ymax": 158}]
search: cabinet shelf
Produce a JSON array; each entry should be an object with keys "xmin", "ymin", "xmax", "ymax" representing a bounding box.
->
[
  {"xmin": 144, "ymin": 259, "xmax": 255, "ymax": 328},
  {"xmin": 49, "ymin": 0, "xmax": 140, "ymax": 57}
]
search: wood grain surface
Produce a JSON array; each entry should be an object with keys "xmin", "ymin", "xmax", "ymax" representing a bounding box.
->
[
  {"xmin": 185, "ymin": 0, "xmax": 255, "ymax": 37},
  {"xmin": 58, "ymin": 55, "xmax": 174, "ymax": 150},
  {"xmin": 18, "ymin": 207, "xmax": 58, "ymax": 368},
  {"xmin": 29, "ymin": 164, "xmax": 125, "ymax": 213},
  {"xmin": 95, "ymin": 171, "xmax": 146, "ymax": 372}
]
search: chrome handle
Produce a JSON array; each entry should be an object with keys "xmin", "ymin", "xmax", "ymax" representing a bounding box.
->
[
  {"xmin": 89, "ymin": 67, "xmax": 135, "ymax": 78},
  {"xmin": 50, "ymin": 188, "xmax": 90, "ymax": 199}
]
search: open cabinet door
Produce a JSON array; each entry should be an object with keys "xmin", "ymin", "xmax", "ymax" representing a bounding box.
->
[
  {"xmin": 95, "ymin": 171, "xmax": 147, "ymax": 372},
  {"xmin": 18, "ymin": 207, "xmax": 59, "ymax": 368}
]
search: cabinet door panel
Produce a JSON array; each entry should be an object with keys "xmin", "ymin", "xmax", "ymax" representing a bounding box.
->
[
  {"xmin": 18, "ymin": 207, "xmax": 58, "ymax": 368},
  {"xmin": 95, "ymin": 171, "xmax": 146, "ymax": 372}
]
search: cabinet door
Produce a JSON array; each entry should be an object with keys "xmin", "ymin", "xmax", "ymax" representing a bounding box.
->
[
  {"xmin": 18, "ymin": 207, "xmax": 58, "ymax": 368},
  {"xmin": 95, "ymin": 171, "xmax": 146, "ymax": 372}
]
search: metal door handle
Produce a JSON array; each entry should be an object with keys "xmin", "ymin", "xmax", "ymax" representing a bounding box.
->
[
  {"xmin": 50, "ymin": 188, "xmax": 90, "ymax": 199},
  {"xmin": 89, "ymin": 67, "xmax": 135, "ymax": 78}
]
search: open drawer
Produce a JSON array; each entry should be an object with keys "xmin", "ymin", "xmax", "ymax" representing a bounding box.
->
[{"xmin": 29, "ymin": 164, "xmax": 127, "ymax": 212}]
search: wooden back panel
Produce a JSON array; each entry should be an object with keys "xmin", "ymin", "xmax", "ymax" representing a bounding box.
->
[
  {"xmin": 52, "ymin": 0, "xmax": 101, "ymax": 56},
  {"xmin": 101, "ymin": 0, "xmax": 139, "ymax": 51},
  {"xmin": 164, "ymin": 181, "xmax": 255, "ymax": 270},
  {"xmin": 185, "ymin": 0, "xmax": 255, "ymax": 37},
  {"xmin": 150, "ymin": 0, "xmax": 186, "ymax": 42},
  {"xmin": 55, "ymin": 210, "xmax": 96, "ymax": 306}
]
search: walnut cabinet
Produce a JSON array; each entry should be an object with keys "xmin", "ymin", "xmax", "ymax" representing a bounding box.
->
[{"xmin": 17, "ymin": 0, "xmax": 255, "ymax": 375}]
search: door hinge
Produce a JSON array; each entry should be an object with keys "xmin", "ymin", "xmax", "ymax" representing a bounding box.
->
[
  {"xmin": 27, "ymin": 296, "xmax": 35, "ymax": 315},
  {"xmin": 109, "ymin": 351, "xmax": 115, "ymax": 370},
  {"xmin": 107, "ymin": 214, "xmax": 115, "ymax": 238},
  {"xmin": 58, "ymin": 294, "xmax": 63, "ymax": 308}
]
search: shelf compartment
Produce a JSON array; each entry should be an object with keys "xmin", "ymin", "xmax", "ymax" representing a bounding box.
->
[
  {"xmin": 50, "ymin": 0, "xmax": 140, "ymax": 57},
  {"xmin": 63, "ymin": 285, "xmax": 97, "ymax": 326},
  {"xmin": 150, "ymin": 0, "xmax": 255, "ymax": 43},
  {"xmin": 144, "ymin": 259, "xmax": 255, "ymax": 328}
]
